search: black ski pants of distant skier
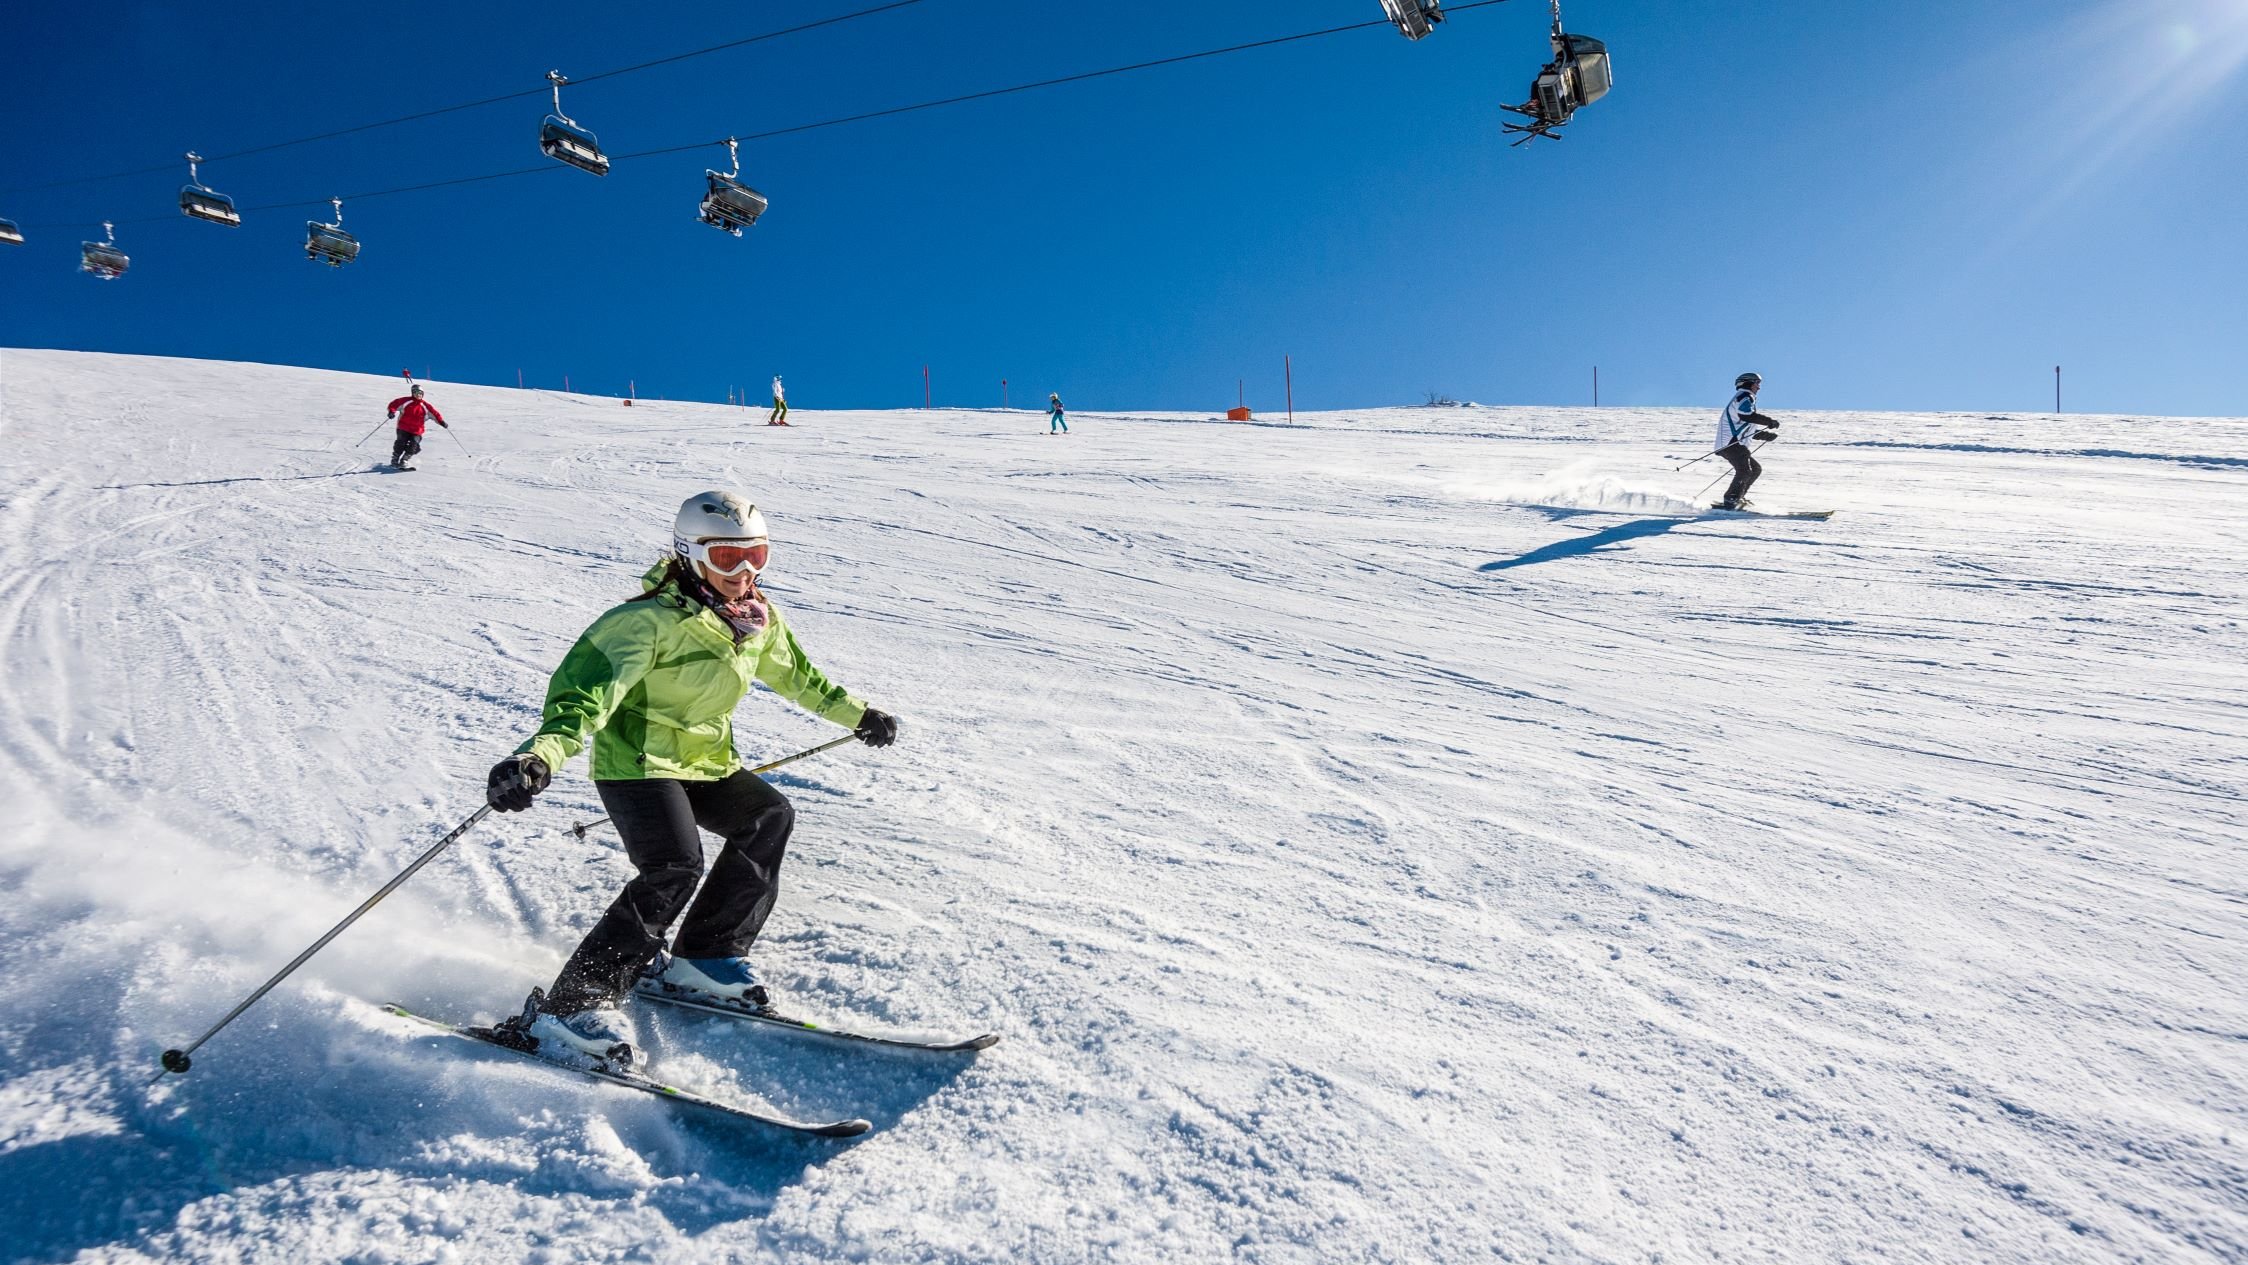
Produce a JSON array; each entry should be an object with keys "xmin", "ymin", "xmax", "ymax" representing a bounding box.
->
[
  {"xmin": 1717, "ymin": 442, "xmax": 1761, "ymax": 506},
  {"xmin": 544, "ymin": 770, "xmax": 795, "ymax": 1014},
  {"xmin": 390, "ymin": 429, "xmax": 423, "ymax": 467}
]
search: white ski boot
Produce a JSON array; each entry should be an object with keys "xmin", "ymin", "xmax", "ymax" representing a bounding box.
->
[
  {"xmin": 502, "ymin": 988, "xmax": 639, "ymax": 1069},
  {"xmin": 644, "ymin": 950, "xmax": 771, "ymax": 1009}
]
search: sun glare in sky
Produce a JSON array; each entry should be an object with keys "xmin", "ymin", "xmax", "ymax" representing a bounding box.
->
[{"xmin": 1985, "ymin": 0, "xmax": 2248, "ymax": 236}]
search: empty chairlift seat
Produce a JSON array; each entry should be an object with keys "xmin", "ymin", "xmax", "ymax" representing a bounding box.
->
[
  {"xmin": 1380, "ymin": 0, "xmax": 1444, "ymax": 39},
  {"xmin": 539, "ymin": 71, "xmax": 609, "ymax": 175},
  {"xmin": 180, "ymin": 185, "xmax": 241, "ymax": 225},
  {"xmin": 541, "ymin": 116, "xmax": 609, "ymax": 175},
  {"xmin": 698, "ymin": 140, "xmax": 765, "ymax": 236},
  {"xmin": 699, "ymin": 175, "xmax": 768, "ymax": 235},
  {"xmin": 179, "ymin": 152, "xmax": 242, "ymax": 226}
]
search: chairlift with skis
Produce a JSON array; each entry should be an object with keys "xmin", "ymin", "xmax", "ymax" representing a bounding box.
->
[
  {"xmin": 698, "ymin": 138, "xmax": 769, "ymax": 236},
  {"xmin": 539, "ymin": 71, "xmax": 610, "ymax": 175},
  {"xmin": 305, "ymin": 197, "xmax": 360, "ymax": 267},
  {"xmin": 81, "ymin": 221, "xmax": 128, "ymax": 279},
  {"xmin": 1380, "ymin": 0, "xmax": 1444, "ymax": 40},
  {"xmin": 1502, "ymin": 0, "xmax": 1613, "ymax": 145},
  {"xmin": 0, "ymin": 218, "xmax": 23, "ymax": 246},
  {"xmin": 179, "ymin": 152, "xmax": 243, "ymax": 225}
]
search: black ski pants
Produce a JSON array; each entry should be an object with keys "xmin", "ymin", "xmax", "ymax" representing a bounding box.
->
[
  {"xmin": 545, "ymin": 770, "xmax": 795, "ymax": 1013},
  {"xmin": 1718, "ymin": 443, "xmax": 1762, "ymax": 505},
  {"xmin": 390, "ymin": 429, "xmax": 423, "ymax": 466}
]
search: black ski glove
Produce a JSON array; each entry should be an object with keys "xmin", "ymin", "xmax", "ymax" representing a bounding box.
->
[
  {"xmin": 1754, "ymin": 429, "xmax": 1778, "ymax": 442},
  {"xmin": 486, "ymin": 753, "xmax": 551, "ymax": 812},
  {"xmin": 854, "ymin": 708, "xmax": 899, "ymax": 748}
]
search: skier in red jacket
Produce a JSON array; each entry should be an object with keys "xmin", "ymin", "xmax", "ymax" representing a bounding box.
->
[{"xmin": 385, "ymin": 384, "xmax": 448, "ymax": 470}]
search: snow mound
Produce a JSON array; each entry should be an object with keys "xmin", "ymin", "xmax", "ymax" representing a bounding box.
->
[{"xmin": 1447, "ymin": 462, "xmax": 1706, "ymax": 515}]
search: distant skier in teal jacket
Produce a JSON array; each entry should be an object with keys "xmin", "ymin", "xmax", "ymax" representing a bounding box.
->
[{"xmin": 1047, "ymin": 393, "xmax": 1068, "ymax": 435}]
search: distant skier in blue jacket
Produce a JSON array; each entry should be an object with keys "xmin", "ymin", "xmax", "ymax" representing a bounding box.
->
[
  {"xmin": 1047, "ymin": 393, "xmax": 1068, "ymax": 435},
  {"xmin": 1713, "ymin": 372, "xmax": 1780, "ymax": 509}
]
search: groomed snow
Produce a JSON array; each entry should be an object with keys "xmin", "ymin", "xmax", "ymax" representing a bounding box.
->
[{"xmin": 0, "ymin": 348, "xmax": 2241, "ymax": 1263}]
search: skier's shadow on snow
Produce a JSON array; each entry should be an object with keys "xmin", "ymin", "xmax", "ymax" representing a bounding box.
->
[
  {"xmin": 514, "ymin": 1023, "xmax": 985, "ymax": 1234},
  {"xmin": 97, "ymin": 469, "xmax": 389, "ymax": 491},
  {"xmin": 1479, "ymin": 512, "xmax": 1689, "ymax": 572}
]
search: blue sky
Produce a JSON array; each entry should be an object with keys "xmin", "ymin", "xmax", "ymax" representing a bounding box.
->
[{"xmin": 5, "ymin": 0, "xmax": 2245, "ymax": 415}]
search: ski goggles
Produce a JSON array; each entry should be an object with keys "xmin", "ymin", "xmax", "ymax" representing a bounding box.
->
[{"xmin": 680, "ymin": 537, "xmax": 770, "ymax": 577}]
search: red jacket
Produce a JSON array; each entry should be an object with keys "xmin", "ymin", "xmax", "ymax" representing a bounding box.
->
[{"xmin": 387, "ymin": 396, "xmax": 446, "ymax": 435}]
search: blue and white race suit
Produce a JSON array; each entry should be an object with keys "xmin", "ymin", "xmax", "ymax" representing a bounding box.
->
[{"xmin": 1714, "ymin": 388, "xmax": 1767, "ymax": 452}]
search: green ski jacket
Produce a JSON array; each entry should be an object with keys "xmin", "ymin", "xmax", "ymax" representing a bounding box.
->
[{"xmin": 516, "ymin": 563, "xmax": 866, "ymax": 781}]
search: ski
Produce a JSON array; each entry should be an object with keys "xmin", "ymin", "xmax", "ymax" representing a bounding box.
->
[
  {"xmin": 380, "ymin": 1003, "xmax": 872, "ymax": 1137},
  {"xmin": 632, "ymin": 978, "xmax": 1001, "ymax": 1053},
  {"xmin": 1708, "ymin": 507, "xmax": 1835, "ymax": 520}
]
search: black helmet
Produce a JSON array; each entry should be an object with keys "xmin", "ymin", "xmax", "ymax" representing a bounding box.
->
[{"xmin": 1735, "ymin": 372, "xmax": 1762, "ymax": 389}]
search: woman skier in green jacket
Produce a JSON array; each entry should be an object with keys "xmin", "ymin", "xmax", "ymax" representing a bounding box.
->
[{"xmin": 483, "ymin": 489, "xmax": 898, "ymax": 1064}]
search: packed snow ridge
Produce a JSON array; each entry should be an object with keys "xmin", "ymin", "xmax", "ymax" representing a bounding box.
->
[{"xmin": 0, "ymin": 349, "xmax": 2241, "ymax": 1263}]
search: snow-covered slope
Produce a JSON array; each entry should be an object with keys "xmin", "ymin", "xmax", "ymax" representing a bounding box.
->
[{"xmin": 0, "ymin": 348, "xmax": 2241, "ymax": 1263}]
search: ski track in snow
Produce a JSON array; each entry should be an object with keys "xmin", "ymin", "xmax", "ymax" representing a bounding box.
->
[{"xmin": 0, "ymin": 349, "xmax": 2242, "ymax": 1263}]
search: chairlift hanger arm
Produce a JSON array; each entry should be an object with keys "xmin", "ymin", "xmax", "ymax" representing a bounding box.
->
[{"xmin": 547, "ymin": 70, "xmax": 577, "ymax": 126}]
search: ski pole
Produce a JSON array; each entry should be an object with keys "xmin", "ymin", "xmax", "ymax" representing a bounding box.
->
[
  {"xmin": 444, "ymin": 427, "xmax": 471, "ymax": 456},
  {"xmin": 1674, "ymin": 451, "xmax": 1717, "ymax": 472},
  {"xmin": 570, "ymin": 733, "xmax": 863, "ymax": 841},
  {"xmin": 354, "ymin": 417, "xmax": 389, "ymax": 448},
  {"xmin": 153, "ymin": 805, "xmax": 495, "ymax": 1083}
]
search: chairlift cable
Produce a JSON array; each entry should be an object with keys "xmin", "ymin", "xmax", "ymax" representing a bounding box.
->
[
  {"xmin": 0, "ymin": 0, "xmax": 934, "ymax": 196},
  {"xmin": 608, "ymin": 3, "xmax": 1516, "ymax": 162},
  {"xmin": 565, "ymin": 0, "xmax": 928, "ymax": 88},
  {"xmin": 18, "ymin": 1, "xmax": 1516, "ymax": 228}
]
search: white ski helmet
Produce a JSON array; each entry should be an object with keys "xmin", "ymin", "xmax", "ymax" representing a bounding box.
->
[
  {"xmin": 410, "ymin": 383, "xmax": 425, "ymax": 396},
  {"xmin": 674, "ymin": 489, "xmax": 768, "ymax": 553}
]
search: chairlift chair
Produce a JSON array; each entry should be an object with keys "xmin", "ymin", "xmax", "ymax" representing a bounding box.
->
[
  {"xmin": 81, "ymin": 221, "xmax": 128, "ymax": 279},
  {"xmin": 1380, "ymin": 0, "xmax": 1444, "ymax": 39},
  {"xmin": 698, "ymin": 138, "xmax": 768, "ymax": 236},
  {"xmin": 539, "ymin": 71, "xmax": 610, "ymax": 175},
  {"xmin": 1562, "ymin": 32, "xmax": 1614, "ymax": 106},
  {"xmin": 0, "ymin": 218, "xmax": 23, "ymax": 246},
  {"xmin": 179, "ymin": 152, "xmax": 243, "ymax": 226},
  {"xmin": 1502, "ymin": 2, "xmax": 1613, "ymax": 145},
  {"xmin": 306, "ymin": 197, "xmax": 360, "ymax": 267}
]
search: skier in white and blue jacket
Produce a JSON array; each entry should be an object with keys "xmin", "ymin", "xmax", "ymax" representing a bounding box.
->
[{"xmin": 1713, "ymin": 372, "xmax": 1780, "ymax": 509}]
